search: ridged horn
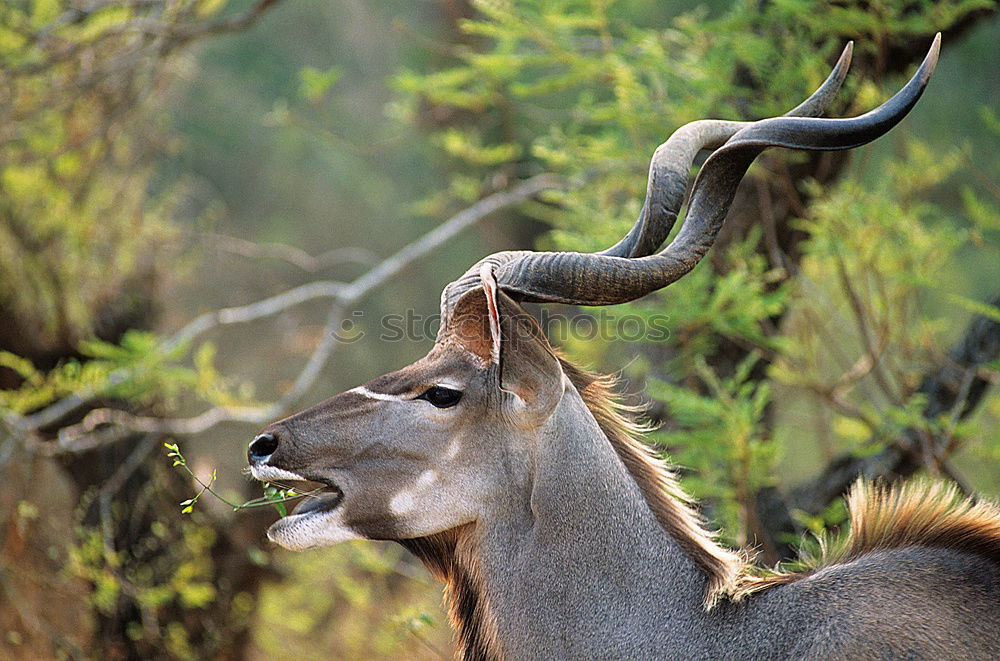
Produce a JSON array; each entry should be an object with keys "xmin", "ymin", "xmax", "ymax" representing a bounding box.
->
[
  {"xmin": 438, "ymin": 36, "xmax": 938, "ymax": 328},
  {"xmin": 603, "ymin": 40, "xmax": 854, "ymax": 260}
]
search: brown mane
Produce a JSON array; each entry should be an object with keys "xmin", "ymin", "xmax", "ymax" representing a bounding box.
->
[
  {"xmin": 733, "ymin": 479, "xmax": 1000, "ymax": 598},
  {"xmin": 404, "ymin": 358, "xmax": 1000, "ymax": 657},
  {"xmin": 560, "ymin": 357, "xmax": 1000, "ymax": 607},
  {"xmin": 559, "ymin": 357, "xmax": 744, "ymax": 607},
  {"xmin": 400, "ymin": 524, "xmax": 503, "ymax": 661}
]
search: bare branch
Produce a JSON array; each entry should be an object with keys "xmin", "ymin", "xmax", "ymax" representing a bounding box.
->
[
  {"xmin": 47, "ymin": 407, "xmax": 277, "ymax": 456},
  {"xmin": 834, "ymin": 256, "xmax": 900, "ymax": 405},
  {"xmin": 9, "ymin": 174, "xmax": 566, "ymax": 453},
  {"xmin": 167, "ymin": 173, "xmax": 564, "ymax": 349},
  {"xmin": 163, "ymin": 280, "xmax": 347, "ymax": 352},
  {"xmin": 342, "ymin": 174, "xmax": 565, "ymax": 301},
  {"xmin": 203, "ymin": 233, "xmax": 378, "ymax": 272}
]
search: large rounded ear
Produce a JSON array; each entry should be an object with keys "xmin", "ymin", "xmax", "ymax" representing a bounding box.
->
[
  {"xmin": 441, "ymin": 270, "xmax": 563, "ymax": 419},
  {"xmin": 444, "ymin": 280, "xmax": 500, "ymax": 366}
]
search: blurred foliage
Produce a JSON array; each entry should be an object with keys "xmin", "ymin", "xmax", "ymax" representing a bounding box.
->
[
  {"xmin": 0, "ymin": 2, "xmax": 284, "ymax": 660},
  {"xmin": 0, "ymin": 0, "xmax": 207, "ymax": 353},
  {"xmin": 388, "ymin": 0, "xmax": 1000, "ymax": 551},
  {"xmin": 389, "ymin": 0, "xmax": 989, "ymax": 238},
  {"xmin": 775, "ymin": 142, "xmax": 988, "ymax": 446},
  {"xmin": 255, "ymin": 543, "xmax": 450, "ymax": 660},
  {"xmin": 1, "ymin": 0, "xmax": 998, "ymax": 659},
  {"xmin": 0, "ymin": 332, "xmax": 254, "ymax": 415}
]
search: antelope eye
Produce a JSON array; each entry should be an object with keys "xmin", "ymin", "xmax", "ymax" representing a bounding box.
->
[{"xmin": 418, "ymin": 386, "xmax": 462, "ymax": 408}]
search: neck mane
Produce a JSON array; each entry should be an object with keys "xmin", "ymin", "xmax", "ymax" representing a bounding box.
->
[
  {"xmin": 401, "ymin": 358, "xmax": 1000, "ymax": 659},
  {"xmin": 557, "ymin": 358, "xmax": 743, "ymax": 606},
  {"xmin": 400, "ymin": 357, "xmax": 744, "ymax": 660},
  {"xmin": 558, "ymin": 359, "xmax": 1000, "ymax": 602},
  {"xmin": 400, "ymin": 524, "xmax": 503, "ymax": 661}
]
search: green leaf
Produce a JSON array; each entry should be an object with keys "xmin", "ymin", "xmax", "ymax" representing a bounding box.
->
[
  {"xmin": 946, "ymin": 294, "xmax": 1000, "ymax": 324},
  {"xmin": 298, "ymin": 66, "xmax": 343, "ymax": 103}
]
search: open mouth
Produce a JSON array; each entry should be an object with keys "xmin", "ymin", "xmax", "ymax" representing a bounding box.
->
[
  {"xmin": 289, "ymin": 482, "xmax": 344, "ymax": 516},
  {"xmin": 248, "ymin": 465, "xmax": 345, "ymax": 518},
  {"xmin": 249, "ymin": 465, "xmax": 363, "ymax": 549}
]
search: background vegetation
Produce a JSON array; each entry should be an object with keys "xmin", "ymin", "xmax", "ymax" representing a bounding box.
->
[{"xmin": 1, "ymin": 0, "xmax": 997, "ymax": 658}]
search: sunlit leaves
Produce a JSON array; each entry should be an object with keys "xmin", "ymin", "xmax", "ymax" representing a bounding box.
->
[
  {"xmin": 768, "ymin": 135, "xmax": 997, "ymax": 463},
  {"xmin": 439, "ymin": 128, "xmax": 522, "ymax": 165},
  {"xmin": 649, "ymin": 354, "xmax": 777, "ymax": 542},
  {"xmin": 298, "ymin": 65, "xmax": 343, "ymax": 104},
  {"xmin": 196, "ymin": 0, "xmax": 229, "ymax": 18},
  {"xmin": 0, "ymin": 1, "xmax": 197, "ymax": 359},
  {"xmin": 0, "ymin": 330, "xmax": 257, "ymax": 415}
]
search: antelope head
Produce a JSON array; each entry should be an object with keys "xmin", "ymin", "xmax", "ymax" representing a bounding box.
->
[
  {"xmin": 247, "ymin": 279, "xmax": 564, "ymax": 549},
  {"xmin": 248, "ymin": 38, "xmax": 938, "ymax": 553}
]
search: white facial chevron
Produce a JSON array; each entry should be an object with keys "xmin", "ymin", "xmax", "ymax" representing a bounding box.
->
[{"xmin": 349, "ymin": 386, "xmax": 406, "ymax": 401}]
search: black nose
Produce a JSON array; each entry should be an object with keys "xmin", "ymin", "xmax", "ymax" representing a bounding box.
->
[{"xmin": 248, "ymin": 432, "xmax": 279, "ymax": 463}]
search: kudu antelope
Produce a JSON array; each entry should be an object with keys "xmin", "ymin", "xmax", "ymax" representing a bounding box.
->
[{"xmin": 249, "ymin": 35, "xmax": 1000, "ymax": 659}]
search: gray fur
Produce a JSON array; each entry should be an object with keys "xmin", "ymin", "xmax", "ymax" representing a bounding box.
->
[
  {"xmin": 246, "ymin": 35, "xmax": 1000, "ymax": 659},
  {"xmin": 251, "ymin": 328, "xmax": 1000, "ymax": 659},
  {"xmin": 474, "ymin": 386, "xmax": 1000, "ymax": 659}
]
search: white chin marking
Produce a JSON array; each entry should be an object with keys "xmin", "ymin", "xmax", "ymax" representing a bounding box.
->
[
  {"xmin": 250, "ymin": 464, "xmax": 305, "ymax": 482},
  {"xmin": 350, "ymin": 386, "xmax": 406, "ymax": 402},
  {"xmin": 267, "ymin": 508, "xmax": 363, "ymax": 551}
]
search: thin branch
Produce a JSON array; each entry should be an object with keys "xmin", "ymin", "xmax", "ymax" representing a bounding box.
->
[
  {"xmin": 202, "ymin": 233, "xmax": 378, "ymax": 272},
  {"xmin": 12, "ymin": 174, "xmax": 566, "ymax": 452},
  {"xmin": 755, "ymin": 176, "xmax": 785, "ymax": 271},
  {"xmin": 341, "ymin": 174, "xmax": 565, "ymax": 301},
  {"xmin": 933, "ymin": 365, "xmax": 978, "ymax": 465},
  {"xmin": 805, "ymin": 382, "xmax": 879, "ymax": 429},
  {"xmin": 938, "ymin": 458, "xmax": 973, "ymax": 495},
  {"xmin": 48, "ymin": 407, "xmax": 278, "ymax": 455},
  {"xmin": 163, "ymin": 280, "xmax": 347, "ymax": 352},
  {"xmin": 791, "ymin": 294, "xmax": 1000, "ymax": 517},
  {"xmin": 167, "ymin": 173, "xmax": 563, "ymax": 350},
  {"xmin": 835, "ymin": 256, "xmax": 900, "ymax": 405}
]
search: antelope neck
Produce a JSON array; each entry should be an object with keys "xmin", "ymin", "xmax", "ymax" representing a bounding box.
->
[{"xmin": 449, "ymin": 389, "xmax": 714, "ymax": 659}]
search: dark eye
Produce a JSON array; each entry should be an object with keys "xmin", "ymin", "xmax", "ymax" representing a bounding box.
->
[{"xmin": 418, "ymin": 386, "xmax": 462, "ymax": 408}]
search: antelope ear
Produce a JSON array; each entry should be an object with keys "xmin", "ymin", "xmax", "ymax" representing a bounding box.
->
[
  {"xmin": 483, "ymin": 265, "xmax": 563, "ymax": 416},
  {"xmin": 445, "ymin": 277, "xmax": 502, "ymax": 366},
  {"xmin": 479, "ymin": 264, "xmax": 502, "ymax": 365},
  {"xmin": 494, "ymin": 292, "xmax": 562, "ymax": 417},
  {"xmin": 442, "ymin": 274, "xmax": 563, "ymax": 417}
]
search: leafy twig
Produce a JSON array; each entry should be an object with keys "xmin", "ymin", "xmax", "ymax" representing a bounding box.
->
[{"xmin": 163, "ymin": 443, "xmax": 318, "ymax": 516}]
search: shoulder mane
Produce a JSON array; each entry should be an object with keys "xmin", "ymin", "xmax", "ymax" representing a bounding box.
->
[
  {"xmin": 733, "ymin": 479, "xmax": 1000, "ymax": 599},
  {"xmin": 560, "ymin": 357, "xmax": 1000, "ymax": 608}
]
